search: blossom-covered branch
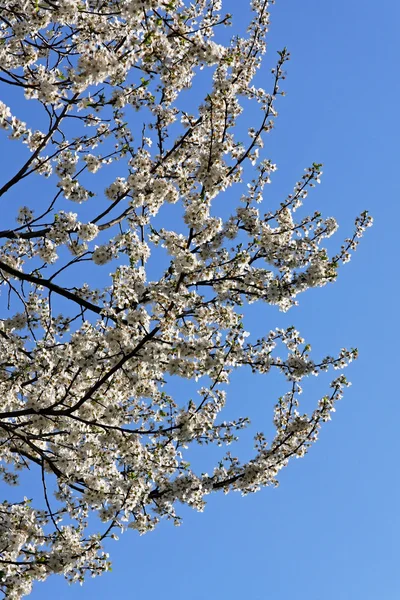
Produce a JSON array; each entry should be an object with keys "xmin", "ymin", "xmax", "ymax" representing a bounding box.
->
[{"xmin": 0, "ymin": 0, "xmax": 371, "ymax": 597}]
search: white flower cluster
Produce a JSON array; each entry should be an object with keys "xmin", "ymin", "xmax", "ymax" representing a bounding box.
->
[
  {"xmin": 92, "ymin": 244, "xmax": 115, "ymax": 265},
  {"xmin": 83, "ymin": 154, "xmax": 103, "ymax": 173}
]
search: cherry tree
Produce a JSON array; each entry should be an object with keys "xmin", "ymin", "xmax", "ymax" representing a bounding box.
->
[{"xmin": 0, "ymin": 0, "xmax": 372, "ymax": 597}]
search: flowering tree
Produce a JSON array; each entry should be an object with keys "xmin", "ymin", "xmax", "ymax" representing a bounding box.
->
[{"xmin": 0, "ymin": 0, "xmax": 372, "ymax": 597}]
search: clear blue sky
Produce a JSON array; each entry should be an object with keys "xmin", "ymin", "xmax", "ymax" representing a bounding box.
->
[{"xmin": 2, "ymin": 0, "xmax": 399, "ymax": 598}]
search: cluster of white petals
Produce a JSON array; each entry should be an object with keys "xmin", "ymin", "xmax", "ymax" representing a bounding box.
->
[{"xmin": 0, "ymin": 0, "xmax": 371, "ymax": 597}]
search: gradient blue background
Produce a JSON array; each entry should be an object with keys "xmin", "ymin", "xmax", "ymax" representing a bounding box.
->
[{"xmin": 1, "ymin": 0, "xmax": 399, "ymax": 597}]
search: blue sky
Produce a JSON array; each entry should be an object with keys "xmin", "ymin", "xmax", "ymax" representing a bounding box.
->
[{"xmin": 1, "ymin": 0, "xmax": 399, "ymax": 598}]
